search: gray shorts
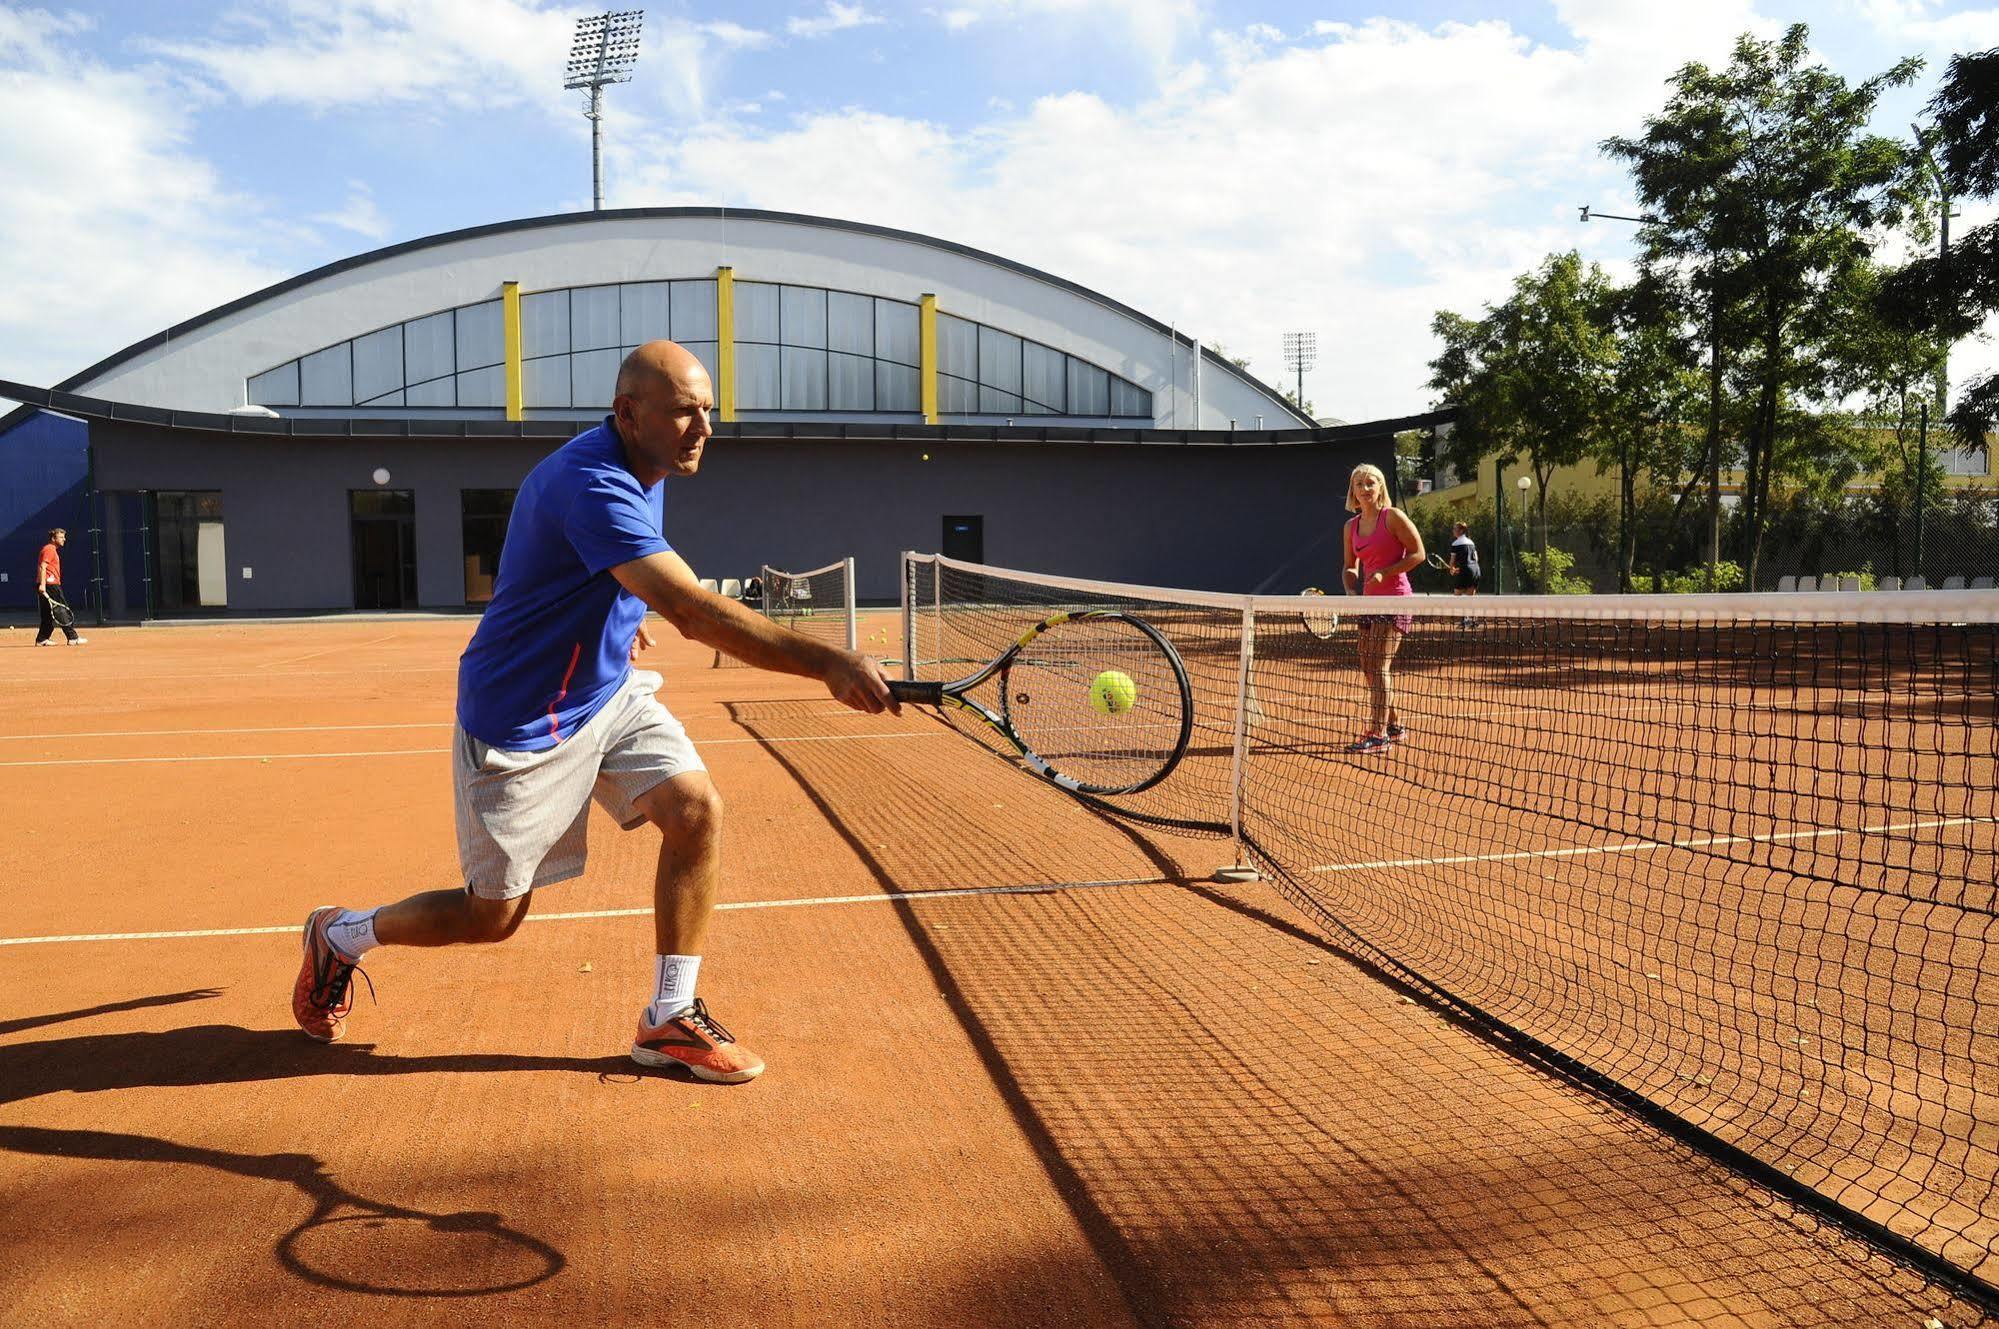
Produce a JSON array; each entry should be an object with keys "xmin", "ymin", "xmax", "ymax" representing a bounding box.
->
[{"xmin": 452, "ymin": 670, "xmax": 705, "ymax": 900}]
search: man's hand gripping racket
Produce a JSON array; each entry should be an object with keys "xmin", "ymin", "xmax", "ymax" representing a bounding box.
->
[{"xmin": 887, "ymin": 608, "xmax": 1194, "ymax": 796}]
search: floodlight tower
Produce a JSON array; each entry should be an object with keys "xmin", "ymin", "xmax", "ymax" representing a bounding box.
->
[
  {"xmin": 565, "ymin": 10, "xmax": 645, "ymax": 210},
  {"xmin": 1281, "ymin": 331, "xmax": 1317, "ymax": 412}
]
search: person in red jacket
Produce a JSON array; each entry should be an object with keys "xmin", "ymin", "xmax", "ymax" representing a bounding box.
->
[{"xmin": 35, "ymin": 528, "xmax": 84, "ymax": 646}]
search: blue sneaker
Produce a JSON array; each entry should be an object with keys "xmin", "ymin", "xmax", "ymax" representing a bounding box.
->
[
  {"xmin": 1346, "ymin": 733, "xmax": 1391, "ymax": 755},
  {"xmin": 1386, "ymin": 723, "xmax": 1406, "ymax": 742}
]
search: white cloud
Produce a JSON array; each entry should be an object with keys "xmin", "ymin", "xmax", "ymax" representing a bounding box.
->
[
  {"xmin": 0, "ymin": 14, "xmax": 284, "ymax": 389},
  {"xmin": 787, "ymin": 3, "xmax": 885, "ymax": 39},
  {"xmin": 699, "ymin": 21, "xmax": 774, "ymax": 51},
  {"xmin": 936, "ymin": 0, "xmax": 1202, "ymax": 75},
  {"xmin": 311, "ymin": 182, "xmax": 391, "ymax": 241}
]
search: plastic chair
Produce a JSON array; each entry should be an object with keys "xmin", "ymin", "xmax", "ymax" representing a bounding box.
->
[
  {"xmin": 1796, "ymin": 575, "xmax": 1818, "ymax": 592},
  {"xmin": 1943, "ymin": 575, "xmax": 1967, "ymax": 590},
  {"xmin": 720, "ymin": 577, "xmax": 744, "ymax": 598},
  {"xmin": 698, "ymin": 578, "xmax": 719, "ymax": 594},
  {"xmin": 1776, "ymin": 575, "xmax": 1797, "ymax": 592},
  {"xmin": 1905, "ymin": 575, "xmax": 1927, "ymax": 590},
  {"xmin": 1838, "ymin": 576, "xmax": 1861, "ymax": 592},
  {"xmin": 1878, "ymin": 576, "xmax": 1901, "ymax": 592},
  {"xmin": 1973, "ymin": 577, "xmax": 1996, "ymax": 590}
]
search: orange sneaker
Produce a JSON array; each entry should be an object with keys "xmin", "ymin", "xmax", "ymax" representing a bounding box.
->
[
  {"xmin": 292, "ymin": 906, "xmax": 368, "ymax": 1042},
  {"xmin": 631, "ymin": 998, "xmax": 765, "ymax": 1083}
]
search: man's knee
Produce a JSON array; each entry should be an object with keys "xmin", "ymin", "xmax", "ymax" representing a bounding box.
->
[
  {"xmin": 636, "ymin": 774, "xmax": 724, "ymax": 847},
  {"xmin": 464, "ymin": 890, "xmax": 531, "ymax": 943}
]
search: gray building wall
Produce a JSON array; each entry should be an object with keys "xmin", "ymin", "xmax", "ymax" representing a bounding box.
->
[{"xmin": 88, "ymin": 420, "xmax": 1389, "ymax": 612}]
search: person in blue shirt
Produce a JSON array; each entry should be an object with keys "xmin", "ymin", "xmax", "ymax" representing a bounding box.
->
[{"xmin": 291, "ymin": 340, "xmax": 896, "ymax": 1083}]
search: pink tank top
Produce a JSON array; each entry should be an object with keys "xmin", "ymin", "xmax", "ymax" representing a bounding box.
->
[{"xmin": 1350, "ymin": 510, "xmax": 1412, "ymax": 597}]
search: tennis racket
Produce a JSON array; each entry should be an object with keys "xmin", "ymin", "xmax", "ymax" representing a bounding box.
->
[
  {"xmin": 1427, "ymin": 553, "xmax": 1450, "ymax": 572},
  {"xmin": 1299, "ymin": 587, "xmax": 1338, "ymax": 639},
  {"xmin": 887, "ymin": 608, "xmax": 1193, "ymax": 796},
  {"xmin": 44, "ymin": 592, "xmax": 75, "ymax": 631}
]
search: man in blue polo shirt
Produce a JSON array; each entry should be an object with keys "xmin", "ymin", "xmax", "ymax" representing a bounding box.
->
[{"xmin": 291, "ymin": 340, "xmax": 896, "ymax": 1083}]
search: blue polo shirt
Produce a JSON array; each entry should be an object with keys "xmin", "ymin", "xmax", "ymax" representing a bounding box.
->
[{"xmin": 457, "ymin": 417, "xmax": 670, "ymax": 750}]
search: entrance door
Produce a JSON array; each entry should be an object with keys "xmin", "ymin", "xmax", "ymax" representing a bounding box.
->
[
  {"xmin": 351, "ymin": 490, "xmax": 416, "ymax": 609},
  {"xmin": 942, "ymin": 514, "xmax": 983, "ymax": 563},
  {"xmin": 154, "ymin": 490, "xmax": 226, "ymax": 612}
]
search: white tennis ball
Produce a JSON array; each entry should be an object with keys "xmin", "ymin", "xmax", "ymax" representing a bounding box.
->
[{"xmin": 1090, "ymin": 670, "xmax": 1137, "ymax": 715}]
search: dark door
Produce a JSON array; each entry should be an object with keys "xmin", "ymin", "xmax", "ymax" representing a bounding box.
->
[
  {"xmin": 942, "ymin": 514, "xmax": 983, "ymax": 563},
  {"xmin": 351, "ymin": 490, "xmax": 416, "ymax": 609}
]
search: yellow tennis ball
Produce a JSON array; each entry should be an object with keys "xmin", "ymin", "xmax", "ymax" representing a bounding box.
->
[{"xmin": 1090, "ymin": 669, "xmax": 1137, "ymax": 715}]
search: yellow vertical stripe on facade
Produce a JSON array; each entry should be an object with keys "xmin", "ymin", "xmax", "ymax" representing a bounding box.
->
[
  {"xmin": 501, "ymin": 281, "xmax": 523, "ymax": 422},
  {"xmin": 920, "ymin": 293, "xmax": 938, "ymax": 425},
  {"xmin": 716, "ymin": 266, "xmax": 736, "ymax": 423}
]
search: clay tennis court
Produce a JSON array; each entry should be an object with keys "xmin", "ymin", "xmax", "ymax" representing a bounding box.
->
[{"xmin": 0, "ymin": 619, "xmax": 1988, "ymax": 1326}]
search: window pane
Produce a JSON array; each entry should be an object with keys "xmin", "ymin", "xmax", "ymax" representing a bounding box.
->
[
  {"xmin": 1023, "ymin": 342, "xmax": 1065, "ymax": 411},
  {"xmin": 670, "ymin": 280, "xmax": 718, "ymax": 339},
  {"xmin": 524, "ymin": 356, "xmax": 570, "ymax": 408},
  {"xmin": 938, "ymin": 314, "xmax": 977, "ymax": 379},
  {"xmin": 352, "ymin": 325, "xmax": 403, "ymax": 403},
  {"xmin": 406, "ymin": 376, "xmax": 455, "ymax": 407},
  {"xmin": 978, "ymin": 326, "xmax": 1022, "ymax": 393},
  {"xmin": 829, "ymin": 352, "xmax": 874, "ymax": 409},
  {"xmin": 620, "ymin": 282, "xmax": 669, "ymax": 345},
  {"xmin": 737, "ymin": 343, "xmax": 780, "ymax": 409},
  {"xmin": 940, "ymin": 373, "xmax": 979, "ymax": 414},
  {"xmin": 828, "ymin": 292, "xmax": 872, "ymax": 355},
  {"xmin": 1110, "ymin": 376, "xmax": 1151, "ymax": 418},
  {"xmin": 781, "ymin": 286, "xmax": 827, "ymax": 348},
  {"xmin": 781, "ymin": 346, "xmax": 827, "ymax": 409},
  {"xmin": 456, "ymin": 300, "xmax": 504, "ymax": 370},
  {"xmin": 876, "ymin": 299, "xmax": 919, "ymax": 366},
  {"xmin": 1020, "ymin": 396, "xmax": 1056, "ymax": 415},
  {"xmin": 358, "ymin": 389, "xmax": 405, "ymax": 407},
  {"xmin": 572, "ymin": 348, "xmax": 621, "ymax": 408},
  {"xmin": 979, "ymin": 386, "xmax": 1022, "ymax": 413},
  {"xmin": 248, "ymin": 362, "xmax": 299, "ymax": 407},
  {"xmin": 521, "ymin": 291, "xmax": 570, "ymax": 359},
  {"xmin": 876, "ymin": 361, "xmax": 920, "ymax": 412},
  {"xmin": 736, "ymin": 281, "xmax": 780, "ymax": 342},
  {"xmin": 571, "ymin": 285, "xmax": 620, "ymax": 352},
  {"xmin": 461, "ymin": 488, "xmax": 516, "ymax": 604},
  {"xmin": 351, "ymin": 489, "xmax": 414, "ymax": 517},
  {"xmin": 456, "ymin": 365, "xmax": 504, "ymax": 408},
  {"xmin": 682, "ymin": 341, "xmax": 719, "ymax": 384},
  {"xmin": 1067, "ymin": 358, "xmax": 1109, "ymax": 415},
  {"xmin": 300, "ymin": 344, "xmax": 353, "ymax": 406},
  {"xmin": 405, "ymin": 311, "xmax": 455, "ymax": 384}
]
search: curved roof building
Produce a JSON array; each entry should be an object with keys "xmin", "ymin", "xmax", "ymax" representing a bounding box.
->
[{"xmin": 2, "ymin": 209, "xmax": 1435, "ymax": 616}]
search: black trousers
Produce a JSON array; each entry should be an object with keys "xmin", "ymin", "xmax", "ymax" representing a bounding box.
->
[{"xmin": 36, "ymin": 585, "xmax": 77, "ymax": 643}]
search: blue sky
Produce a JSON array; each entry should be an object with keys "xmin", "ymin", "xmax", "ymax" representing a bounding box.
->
[{"xmin": 4, "ymin": 1, "xmax": 1999, "ymax": 421}]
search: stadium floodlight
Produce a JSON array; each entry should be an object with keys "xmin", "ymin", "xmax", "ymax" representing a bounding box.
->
[
  {"xmin": 1281, "ymin": 331, "xmax": 1317, "ymax": 411},
  {"xmin": 565, "ymin": 10, "xmax": 645, "ymax": 210}
]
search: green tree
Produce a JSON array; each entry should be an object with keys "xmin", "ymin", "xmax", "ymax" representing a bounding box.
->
[
  {"xmin": 1604, "ymin": 23, "xmax": 1925, "ymax": 587},
  {"xmin": 1596, "ymin": 279, "xmax": 1707, "ymax": 589},
  {"xmin": 1427, "ymin": 252, "xmax": 1619, "ymax": 589}
]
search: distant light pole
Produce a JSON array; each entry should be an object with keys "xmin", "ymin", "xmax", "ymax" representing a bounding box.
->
[
  {"xmin": 1282, "ymin": 331, "xmax": 1317, "ymax": 415},
  {"xmin": 565, "ymin": 10, "xmax": 645, "ymax": 210}
]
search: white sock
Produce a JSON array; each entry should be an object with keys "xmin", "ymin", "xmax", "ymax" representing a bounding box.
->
[
  {"xmin": 324, "ymin": 908, "xmax": 380, "ymax": 960},
  {"xmin": 644, "ymin": 954, "xmax": 701, "ymax": 1025}
]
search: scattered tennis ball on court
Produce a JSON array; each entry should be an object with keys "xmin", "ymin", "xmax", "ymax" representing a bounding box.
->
[
  {"xmin": 1089, "ymin": 669, "xmax": 1137, "ymax": 715},
  {"xmin": 921, "ymin": 453, "xmax": 930, "ymax": 461}
]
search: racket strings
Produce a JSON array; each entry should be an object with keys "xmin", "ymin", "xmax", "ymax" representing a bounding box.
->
[{"xmin": 1003, "ymin": 619, "xmax": 1187, "ymax": 787}]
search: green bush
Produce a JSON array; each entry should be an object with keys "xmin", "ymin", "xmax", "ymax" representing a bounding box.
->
[
  {"xmin": 1516, "ymin": 545, "xmax": 1594, "ymax": 594},
  {"xmin": 1821, "ymin": 569, "xmax": 1878, "ymax": 590},
  {"xmin": 1653, "ymin": 560, "xmax": 1746, "ymax": 593}
]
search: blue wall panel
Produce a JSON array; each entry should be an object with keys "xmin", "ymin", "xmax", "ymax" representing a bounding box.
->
[{"xmin": 0, "ymin": 411, "xmax": 90, "ymax": 611}]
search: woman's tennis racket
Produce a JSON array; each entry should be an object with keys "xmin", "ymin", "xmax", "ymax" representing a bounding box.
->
[
  {"xmin": 887, "ymin": 609, "xmax": 1194, "ymax": 796},
  {"xmin": 1299, "ymin": 587, "xmax": 1338, "ymax": 640}
]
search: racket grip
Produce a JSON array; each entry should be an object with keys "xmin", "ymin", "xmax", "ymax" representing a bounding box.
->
[{"xmin": 887, "ymin": 681, "xmax": 945, "ymax": 705}]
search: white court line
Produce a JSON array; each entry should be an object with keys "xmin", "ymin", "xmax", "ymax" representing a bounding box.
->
[
  {"xmin": 273, "ymin": 633, "xmax": 406, "ymax": 667},
  {"xmin": 1304, "ymin": 815, "xmax": 1991, "ymax": 876},
  {"xmin": 0, "ymin": 729, "xmax": 950, "ymax": 768},
  {"xmin": 0, "ymin": 877, "xmax": 1168, "ymax": 947},
  {"xmin": 0, "ymin": 723, "xmax": 452, "ymax": 741},
  {"xmin": 0, "ymin": 666, "xmax": 461, "ymax": 685}
]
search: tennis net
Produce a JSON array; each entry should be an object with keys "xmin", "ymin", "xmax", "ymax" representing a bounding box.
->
[
  {"xmin": 903, "ymin": 551, "xmax": 1999, "ymax": 1303},
  {"xmin": 715, "ymin": 558, "xmax": 857, "ymax": 668}
]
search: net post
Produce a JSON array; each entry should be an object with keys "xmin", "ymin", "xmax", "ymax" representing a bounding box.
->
[
  {"xmin": 1217, "ymin": 600, "xmax": 1261, "ymax": 883},
  {"xmin": 844, "ymin": 556, "xmax": 858, "ymax": 652},
  {"xmin": 899, "ymin": 551, "xmax": 915, "ymax": 681}
]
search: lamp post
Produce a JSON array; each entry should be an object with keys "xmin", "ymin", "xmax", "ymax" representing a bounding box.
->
[
  {"xmin": 565, "ymin": 11, "xmax": 645, "ymax": 210},
  {"xmin": 1282, "ymin": 332, "xmax": 1317, "ymax": 417},
  {"xmin": 1516, "ymin": 474, "xmax": 1535, "ymax": 591}
]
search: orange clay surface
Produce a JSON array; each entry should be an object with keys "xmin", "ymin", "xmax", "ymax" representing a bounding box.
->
[{"xmin": 0, "ymin": 618, "xmax": 1986, "ymax": 1327}]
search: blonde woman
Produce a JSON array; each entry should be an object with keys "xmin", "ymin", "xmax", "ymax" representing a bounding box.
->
[{"xmin": 1341, "ymin": 464, "xmax": 1424, "ymax": 754}]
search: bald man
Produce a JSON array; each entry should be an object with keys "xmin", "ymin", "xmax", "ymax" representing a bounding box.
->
[{"xmin": 292, "ymin": 340, "xmax": 897, "ymax": 1082}]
